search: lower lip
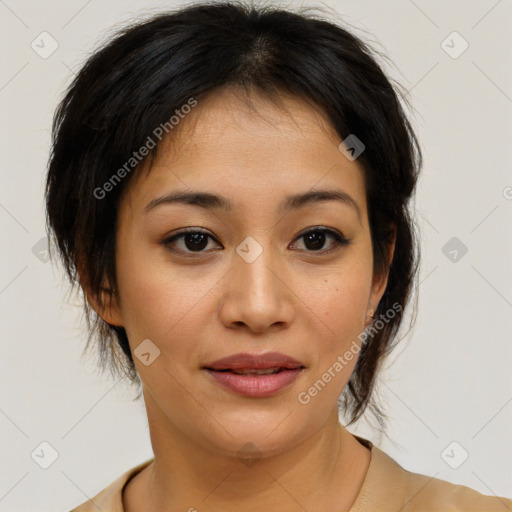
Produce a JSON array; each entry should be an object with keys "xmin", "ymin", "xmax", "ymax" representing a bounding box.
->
[{"xmin": 205, "ymin": 368, "xmax": 304, "ymax": 397}]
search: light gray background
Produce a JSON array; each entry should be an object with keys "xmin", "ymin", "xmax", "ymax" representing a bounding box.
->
[{"xmin": 1, "ymin": 0, "xmax": 511, "ymax": 510}]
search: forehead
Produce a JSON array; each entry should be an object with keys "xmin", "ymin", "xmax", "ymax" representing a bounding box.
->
[
  {"xmin": 123, "ymin": 88, "xmax": 368, "ymax": 217},
  {"xmin": 163, "ymin": 87, "xmax": 345, "ymax": 160}
]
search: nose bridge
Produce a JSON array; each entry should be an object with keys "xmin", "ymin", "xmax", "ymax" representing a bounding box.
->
[
  {"xmin": 235, "ymin": 235, "xmax": 280, "ymax": 302},
  {"xmin": 222, "ymin": 235, "xmax": 293, "ymax": 331},
  {"xmin": 241, "ymin": 239, "xmax": 276, "ymax": 284}
]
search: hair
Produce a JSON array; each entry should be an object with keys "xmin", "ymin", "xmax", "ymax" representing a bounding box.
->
[{"xmin": 45, "ymin": 0, "xmax": 421, "ymax": 430}]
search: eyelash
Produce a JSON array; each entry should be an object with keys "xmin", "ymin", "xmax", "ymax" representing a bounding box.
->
[{"xmin": 162, "ymin": 226, "xmax": 351, "ymax": 256}]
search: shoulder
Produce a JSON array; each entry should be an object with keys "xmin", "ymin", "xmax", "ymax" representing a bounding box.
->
[
  {"xmin": 351, "ymin": 439, "xmax": 512, "ymax": 512},
  {"xmin": 68, "ymin": 458, "xmax": 154, "ymax": 512}
]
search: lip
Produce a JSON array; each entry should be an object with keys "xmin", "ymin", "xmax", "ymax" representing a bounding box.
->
[
  {"xmin": 203, "ymin": 352, "xmax": 305, "ymax": 371},
  {"xmin": 205, "ymin": 368, "xmax": 304, "ymax": 397},
  {"xmin": 202, "ymin": 352, "xmax": 306, "ymax": 398}
]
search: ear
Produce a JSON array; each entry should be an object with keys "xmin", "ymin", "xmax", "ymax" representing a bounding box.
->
[
  {"xmin": 76, "ymin": 260, "xmax": 123, "ymax": 327},
  {"xmin": 367, "ymin": 224, "xmax": 397, "ymax": 318}
]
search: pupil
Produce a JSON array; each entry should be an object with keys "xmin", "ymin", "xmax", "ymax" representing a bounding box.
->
[
  {"xmin": 185, "ymin": 233, "xmax": 208, "ymax": 251},
  {"xmin": 305, "ymin": 231, "xmax": 325, "ymax": 250}
]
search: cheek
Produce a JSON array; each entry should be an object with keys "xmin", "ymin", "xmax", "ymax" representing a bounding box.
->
[
  {"xmin": 314, "ymin": 255, "xmax": 373, "ymax": 340},
  {"xmin": 304, "ymin": 255, "xmax": 373, "ymax": 398},
  {"xmin": 115, "ymin": 260, "xmax": 211, "ymax": 393},
  {"xmin": 114, "ymin": 236, "xmax": 201, "ymax": 349},
  {"xmin": 297, "ymin": 275, "xmax": 370, "ymax": 410}
]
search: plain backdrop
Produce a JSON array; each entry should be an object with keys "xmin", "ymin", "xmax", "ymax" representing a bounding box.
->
[{"xmin": 0, "ymin": 0, "xmax": 511, "ymax": 510}]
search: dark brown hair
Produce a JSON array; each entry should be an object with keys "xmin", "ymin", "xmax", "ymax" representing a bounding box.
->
[{"xmin": 45, "ymin": 0, "xmax": 421, "ymax": 429}]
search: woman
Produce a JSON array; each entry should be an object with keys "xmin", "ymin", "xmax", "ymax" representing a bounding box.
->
[{"xmin": 45, "ymin": 1, "xmax": 511, "ymax": 510}]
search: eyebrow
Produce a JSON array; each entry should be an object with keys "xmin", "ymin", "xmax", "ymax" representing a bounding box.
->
[{"xmin": 144, "ymin": 188, "xmax": 362, "ymax": 222}]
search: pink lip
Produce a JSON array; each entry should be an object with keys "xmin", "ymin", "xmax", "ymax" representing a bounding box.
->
[
  {"xmin": 202, "ymin": 352, "xmax": 306, "ymax": 398},
  {"xmin": 203, "ymin": 352, "xmax": 304, "ymax": 371},
  {"xmin": 204, "ymin": 368, "xmax": 304, "ymax": 397}
]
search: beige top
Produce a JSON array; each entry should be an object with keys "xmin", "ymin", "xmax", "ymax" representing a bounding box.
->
[{"xmin": 69, "ymin": 437, "xmax": 511, "ymax": 511}]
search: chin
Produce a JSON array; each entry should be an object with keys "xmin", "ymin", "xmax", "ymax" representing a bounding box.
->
[{"xmin": 194, "ymin": 410, "xmax": 319, "ymax": 460}]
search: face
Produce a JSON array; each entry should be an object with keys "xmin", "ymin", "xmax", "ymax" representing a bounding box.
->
[{"xmin": 95, "ymin": 88, "xmax": 392, "ymax": 459}]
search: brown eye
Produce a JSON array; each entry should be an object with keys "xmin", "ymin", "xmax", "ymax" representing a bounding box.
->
[
  {"xmin": 292, "ymin": 227, "xmax": 350, "ymax": 253},
  {"xmin": 162, "ymin": 229, "xmax": 220, "ymax": 254},
  {"xmin": 162, "ymin": 226, "xmax": 350, "ymax": 256}
]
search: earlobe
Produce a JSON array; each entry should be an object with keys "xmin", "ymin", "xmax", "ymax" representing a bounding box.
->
[
  {"xmin": 86, "ymin": 286, "xmax": 124, "ymax": 326},
  {"xmin": 364, "ymin": 308, "xmax": 375, "ymax": 328},
  {"xmin": 369, "ymin": 224, "xmax": 397, "ymax": 314},
  {"xmin": 77, "ymin": 260, "xmax": 123, "ymax": 326}
]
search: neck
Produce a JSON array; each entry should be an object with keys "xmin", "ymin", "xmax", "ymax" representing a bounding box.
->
[{"xmin": 123, "ymin": 396, "xmax": 371, "ymax": 512}]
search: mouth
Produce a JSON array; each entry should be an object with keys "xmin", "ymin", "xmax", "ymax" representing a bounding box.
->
[
  {"xmin": 203, "ymin": 351, "xmax": 305, "ymax": 372},
  {"xmin": 207, "ymin": 368, "xmax": 290, "ymax": 375},
  {"xmin": 203, "ymin": 367, "xmax": 305, "ymax": 397},
  {"xmin": 202, "ymin": 352, "xmax": 306, "ymax": 397},
  {"xmin": 206, "ymin": 367, "xmax": 301, "ymax": 375}
]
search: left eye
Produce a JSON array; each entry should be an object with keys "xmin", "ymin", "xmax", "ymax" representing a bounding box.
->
[
  {"xmin": 162, "ymin": 227, "xmax": 350, "ymax": 254},
  {"xmin": 290, "ymin": 227, "xmax": 350, "ymax": 252}
]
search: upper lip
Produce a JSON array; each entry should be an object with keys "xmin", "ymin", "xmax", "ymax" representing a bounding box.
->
[{"xmin": 203, "ymin": 352, "xmax": 305, "ymax": 371}]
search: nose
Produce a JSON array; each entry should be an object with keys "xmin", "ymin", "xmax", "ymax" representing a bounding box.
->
[{"xmin": 219, "ymin": 241, "xmax": 295, "ymax": 334}]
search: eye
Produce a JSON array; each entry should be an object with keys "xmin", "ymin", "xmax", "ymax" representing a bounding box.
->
[
  {"xmin": 162, "ymin": 226, "xmax": 350, "ymax": 256},
  {"xmin": 162, "ymin": 228, "xmax": 221, "ymax": 254},
  {"xmin": 290, "ymin": 226, "xmax": 350, "ymax": 253}
]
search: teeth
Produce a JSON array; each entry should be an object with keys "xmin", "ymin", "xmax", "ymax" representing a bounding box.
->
[{"xmin": 231, "ymin": 367, "xmax": 281, "ymax": 375}]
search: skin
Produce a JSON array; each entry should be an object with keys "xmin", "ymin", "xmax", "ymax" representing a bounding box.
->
[{"xmin": 86, "ymin": 87, "xmax": 395, "ymax": 512}]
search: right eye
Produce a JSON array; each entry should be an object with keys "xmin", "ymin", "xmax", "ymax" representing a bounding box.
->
[{"xmin": 162, "ymin": 228, "xmax": 222, "ymax": 254}]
